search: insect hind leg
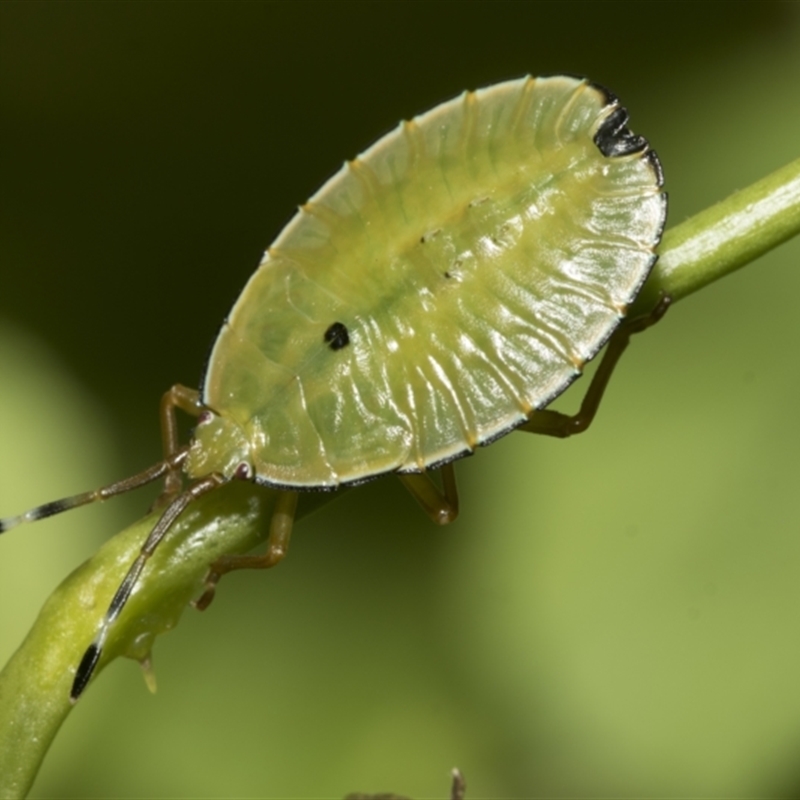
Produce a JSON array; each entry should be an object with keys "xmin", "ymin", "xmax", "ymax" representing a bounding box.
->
[
  {"xmin": 518, "ymin": 294, "xmax": 671, "ymax": 439},
  {"xmin": 398, "ymin": 462, "xmax": 459, "ymax": 525}
]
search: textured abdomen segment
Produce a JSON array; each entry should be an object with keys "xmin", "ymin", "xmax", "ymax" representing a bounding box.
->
[{"xmin": 202, "ymin": 75, "xmax": 666, "ymax": 488}]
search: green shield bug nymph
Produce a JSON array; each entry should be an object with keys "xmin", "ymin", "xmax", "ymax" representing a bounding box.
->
[{"xmin": 1, "ymin": 75, "xmax": 668, "ymax": 701}]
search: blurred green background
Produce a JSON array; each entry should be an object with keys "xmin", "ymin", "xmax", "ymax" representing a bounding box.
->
[{"xmin": 2, "ymin": 2, "xmax": 800, "ymax": 797}]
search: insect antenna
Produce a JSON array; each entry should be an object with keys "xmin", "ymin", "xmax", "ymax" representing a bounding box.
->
[
  {"xmin": 0, "ymin": 449, "xmax": 190, "ymax": 534},
  {"xmin": 70, "ymin": 470, "xmax": 226, "ymax": 702}
]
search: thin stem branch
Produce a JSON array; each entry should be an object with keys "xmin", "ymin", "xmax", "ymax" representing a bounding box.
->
[
  {"xmin": 1, "ymin": 157, "xmax": 800, "ymax": 799},
  {"xmin": 632, "ymin": 156, "xmax": 800, "ymax": 313}
]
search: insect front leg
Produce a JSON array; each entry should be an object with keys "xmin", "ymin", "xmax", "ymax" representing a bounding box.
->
[
  {"xmin": 156, "ymin": 384, "xmax": 204, "ymax": 506},
  {"xmin": 398, "ymin": 463, "xmax": 459, "ymax": 525},
  {"xmin": 193, "ymin": 489, "xmax": 299, "ymax": 611},
  {"xmin": 518, "ymin": 295, "xmax": 671, "ymax": 439}
]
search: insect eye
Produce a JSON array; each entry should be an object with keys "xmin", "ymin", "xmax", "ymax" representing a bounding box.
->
[
  {"xmin": 198, "ymin": 411, "xmax": 213, "ymax": 425},
  {"xmin": 233, "ymin": 462, "xmax": 254, "ymax": 481}
]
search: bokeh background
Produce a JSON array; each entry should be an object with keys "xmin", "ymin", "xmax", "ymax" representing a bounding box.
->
[{"xmin": 2, "ymin": 2, "xmax": 800, "ymax": 797}]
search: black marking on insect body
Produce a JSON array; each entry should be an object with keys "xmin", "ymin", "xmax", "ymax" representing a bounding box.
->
[
  {"xmin": 593, "ymin": 106, "xmax": 648, "ymax": 158},
  {"xmin": 577, "ymin": 79, "xmax": 650, "ymax": 159},
  {"xmin": 324, "ymin": 321, "xmax": 350, "ymax": 350}
]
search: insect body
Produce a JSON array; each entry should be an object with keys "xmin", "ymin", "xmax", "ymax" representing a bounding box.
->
[{"xmin": 1, "ymin": 75, "xmax": 668, "ymax": 700}]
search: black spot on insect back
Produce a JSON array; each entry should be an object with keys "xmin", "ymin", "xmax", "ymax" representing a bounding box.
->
[
  {"xmin": 593, "ymin": 106, "xmax": 648, "ymax": 158},
  {"xmin": 324, "ymin": 322, "xmax": 350, "ymax": 351}
]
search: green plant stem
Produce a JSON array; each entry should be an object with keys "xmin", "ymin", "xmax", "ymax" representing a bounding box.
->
[
  {"xmin": 1, "ymin": 156, "xmax": 799, "ymax": 799},
  {"xmin": 632, "ymin": 156, "xmax": 800, "ymax": 313}
]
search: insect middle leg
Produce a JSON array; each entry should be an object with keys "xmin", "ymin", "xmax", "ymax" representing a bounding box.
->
[
  {"xmin": 518, "ymin": 295, "xmax": 671, "ymax": 439},
  {"xmin": 193, "ymin": 489, "xmax": 299, "ymax": 611},
  {"xmin": 398, "ymin": 462, "xmax": 459, "ymax": 525}
]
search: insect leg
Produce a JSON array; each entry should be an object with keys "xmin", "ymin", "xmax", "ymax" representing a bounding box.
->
[
  {"xmin": 518, "ymin": 295, "xmax": 671, "ymax": 439},
  {"xmin": 70, "ymin": 471, "xmax": 225, "ymax": 701},
  {"xmin": 193, "ymin": 489, "xmax": 299, "ymax": 612},
  {"xmin": 157, "ymin": 384, "xmax": 203, "ymax": 504},
  {"xmin": 398, "ymin": 463, "xmax": 459, "ymax": 525}
]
